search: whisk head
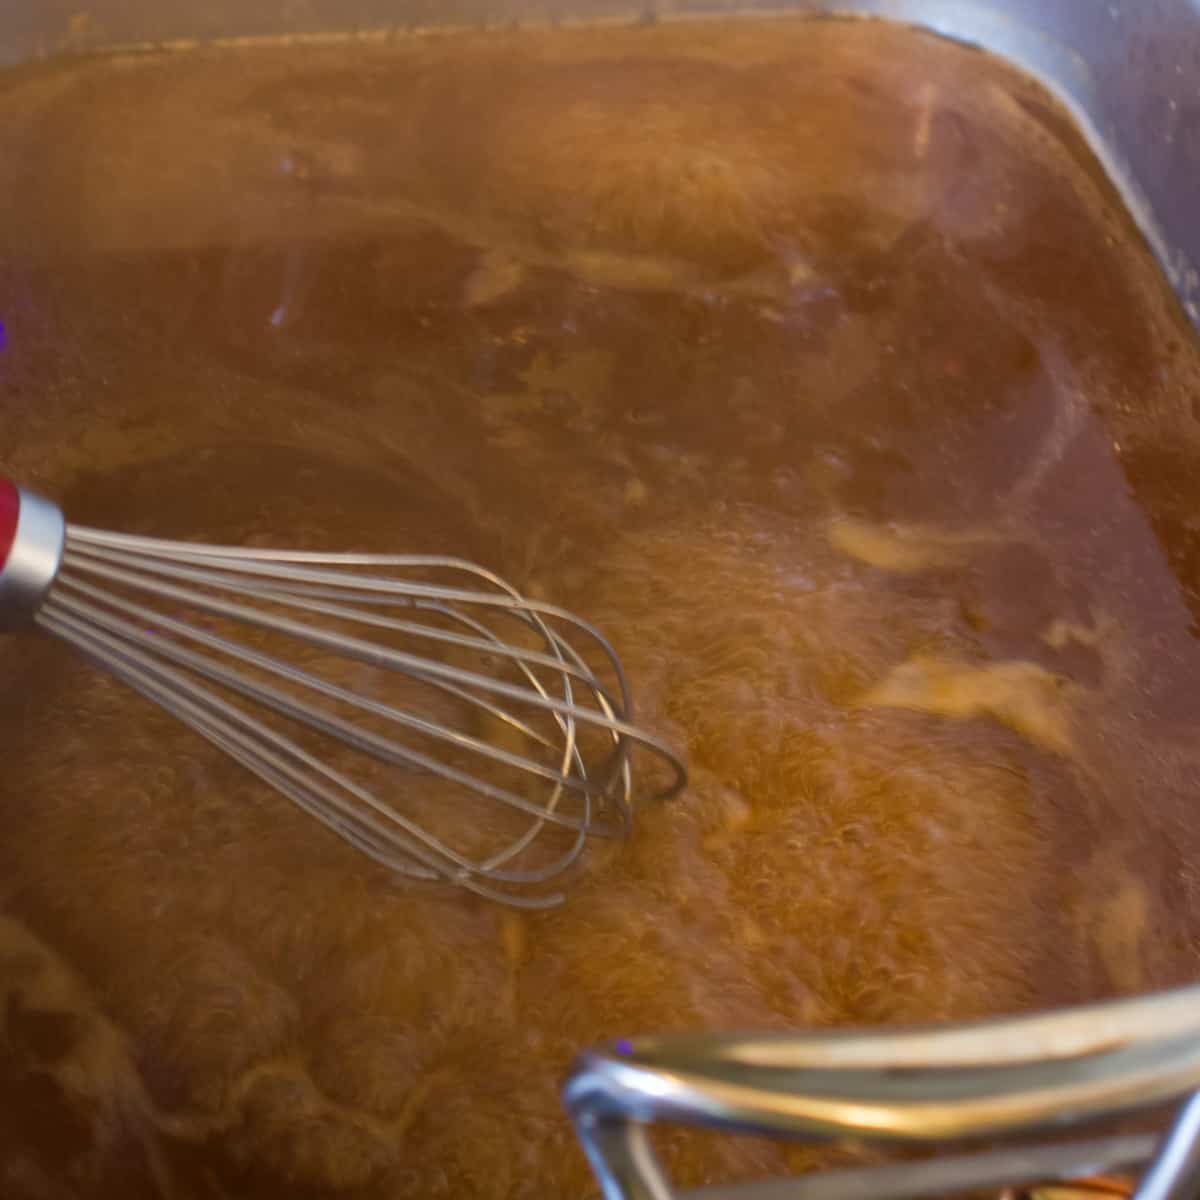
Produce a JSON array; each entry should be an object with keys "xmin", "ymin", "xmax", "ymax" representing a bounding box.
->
[{"xmin": 0, "ymin": 480, "xmax": 686, "ymax": 908}]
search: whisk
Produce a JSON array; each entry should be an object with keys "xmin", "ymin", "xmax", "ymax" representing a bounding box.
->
[{"xmin": 0, "ymin": 478, "xmax": 686, "ymax": 908}]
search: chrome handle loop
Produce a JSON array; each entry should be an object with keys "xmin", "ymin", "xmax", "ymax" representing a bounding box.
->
[{"xmin": 565, "ymin": 983, "xmax": 1200, "ymax": 1200}]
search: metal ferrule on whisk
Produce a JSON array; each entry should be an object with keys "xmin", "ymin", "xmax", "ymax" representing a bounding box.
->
[{"xmin": 0, "ymin": 480, "xmax": 66, "ymax": 630}]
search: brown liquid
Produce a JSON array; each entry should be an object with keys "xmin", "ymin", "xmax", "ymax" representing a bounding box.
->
[{"xmin": 2, "ymin": 18, "xmax": 1200, "ymax": 1198}]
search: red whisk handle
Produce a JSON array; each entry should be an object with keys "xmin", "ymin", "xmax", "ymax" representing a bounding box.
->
[{"xmin": 0, "ymin": 477, "xmax": 17, "ymax": 571}]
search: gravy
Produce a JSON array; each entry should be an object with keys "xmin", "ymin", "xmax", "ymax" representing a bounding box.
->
[{"xmin": 1, "ymin": 18, "xmax": 1200, "ymax": 1197}]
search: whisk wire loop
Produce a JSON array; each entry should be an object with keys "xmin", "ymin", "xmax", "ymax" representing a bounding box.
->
[{"xmin": 0, "ymin": 485, "xmax": 687, "ymax": 907}]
